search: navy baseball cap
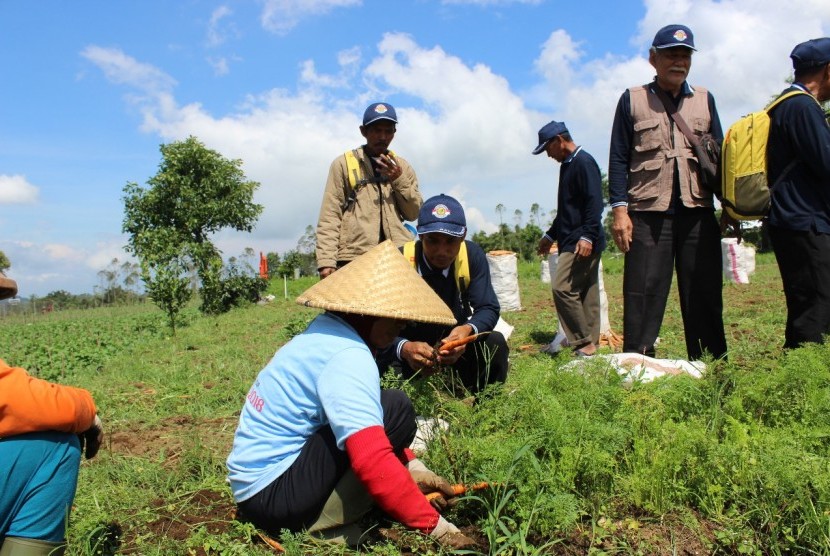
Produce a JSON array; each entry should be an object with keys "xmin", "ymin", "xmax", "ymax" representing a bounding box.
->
[
  {"xmin": 532, "ymin": 120, "xmax": 568, "ymax": 155},
  {"xmin": 652, "ymin": 24, "xmax": 696, "ymax": 51},
  {"xmin": 791, "ymin": 37, "xmax": 830, "ymax": 70},
  {"xmin": 417, "ymin": 194, "xmax": 467, "ymax": 237},
  {"xmin": 362, "ymin": 102, "xmax": 398, "ymax": 126}
]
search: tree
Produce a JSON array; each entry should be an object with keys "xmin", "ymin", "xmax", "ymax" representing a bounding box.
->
[
  {"xmin": 123, "ymin": 136, "xmax": 263, "ymax": 325},
  {"xmin": 0, "ymin": 250, "xmax": 9, "ymax": 273},
  {"xmin": 142, "ymin": 257, "xmax": 193, "ymax": 333}
]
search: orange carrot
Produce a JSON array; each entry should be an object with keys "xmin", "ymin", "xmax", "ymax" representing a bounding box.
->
[
  {"xmin": 439, "ymin": 332, "xmax": 489, "ymax": 352},
  {"xmin": 257, "ymin": 531, "xmax": 286, "ymax": 553},
  {"xmin": 425, "ymin": 481, "xmax": 494, "ymax": 501}
]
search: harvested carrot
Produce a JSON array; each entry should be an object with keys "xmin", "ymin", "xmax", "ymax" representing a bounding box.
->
[
  {"xmin": 257, "ymin": 531, "xmax": 286, "ymax": 553},
  {"xmin": 425, "ymin": 481, "xmax": 494, "ymax": 501},
  {"xmin": 439, "ymin": 332, "xmax": 490, "ymax": 352}
]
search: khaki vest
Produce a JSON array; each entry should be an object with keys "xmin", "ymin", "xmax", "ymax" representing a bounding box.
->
[{"xmin": 627, "ymin": 84, "xmax": 714, "ymax": 211}]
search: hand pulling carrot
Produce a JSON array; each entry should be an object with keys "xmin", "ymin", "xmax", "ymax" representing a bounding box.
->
[
  {"xmin": 438, "ymin": 332, "xmax": 490, "ymax": 352},
  {"xmin": 425, "ymin": 481, "xmax": 494, "ymax": 501}
]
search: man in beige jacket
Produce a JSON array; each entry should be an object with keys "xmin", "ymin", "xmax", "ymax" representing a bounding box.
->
[{"xmin": 315, "ymin": 103, "xmax": 422, "ymax": 278}]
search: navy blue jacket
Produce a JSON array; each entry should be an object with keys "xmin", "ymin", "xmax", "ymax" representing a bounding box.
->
[
  {"xmin": 767, "ymin": 84, "xmax": 830, "ymax": 233},
  {"xmin": 544, "ymin": 147, "xmax": 606, "ymax": 254},
  {"xmin": 391, "ymin": 240, "xmax": 500, "ymax": 353}
]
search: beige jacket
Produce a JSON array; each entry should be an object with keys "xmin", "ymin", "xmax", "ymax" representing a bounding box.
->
[
  {"xmin": 315, "ymin": 147, "xmax": 421, "ymax": 269},
  {"xmin": 627, "ymin": 85, "xmax": 714, "ymax": 211}
]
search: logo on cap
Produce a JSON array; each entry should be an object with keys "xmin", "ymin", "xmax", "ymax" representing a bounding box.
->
[
  {"xmin": 431, "ymin": 204, "xmax": 452, "ymax": 219},
  {"xmin": 673, "ymin": 30, "xmax": 688, "ymax": 41},
  {"xmin": 374, "ymin": 104, "xmax": 388, "ymax": 114}
]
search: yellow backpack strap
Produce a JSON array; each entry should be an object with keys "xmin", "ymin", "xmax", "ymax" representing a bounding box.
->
[
  {"xmin": 403, "ymin": 241, "xmax": 417, "ymax": 268},
  {"xmin": 453, "ymin": 241, "xmax": 470, "ymax": 294},
  {"xmin": 344, "ymin": 149, "xmax": 398, "ymax": 189},
  {"xmin": 344, "ymin": 150, "xmax": 362, "ymax": 189},
  {"xmin": 766, "ymin": 90, "xmax": 816, "ymax": 112}
]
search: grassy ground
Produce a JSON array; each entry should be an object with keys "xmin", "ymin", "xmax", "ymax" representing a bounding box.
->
[{"xmin": 4, "ymin": 251, "xmax": 830, "ymax": 555}]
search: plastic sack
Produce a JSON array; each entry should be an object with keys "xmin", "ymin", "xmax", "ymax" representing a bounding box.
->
[
  {"xmin": 721, "ymin": 238, "xmax": 756, "ymax": 284},
  {"xmin": 487, "ymin": 250, "xmax": 521, "ymax": 311}
]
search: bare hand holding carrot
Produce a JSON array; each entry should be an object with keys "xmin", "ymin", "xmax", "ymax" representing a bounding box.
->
[{"xmin": 400, "ymin": 340, "xmax": 438, "ymax": 374}]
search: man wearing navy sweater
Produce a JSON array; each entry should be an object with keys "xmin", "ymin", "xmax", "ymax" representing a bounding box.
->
[
  {"xmin": 378, "ymin": 194, "xmax": 509, "ymax": 394},
  {"xmin": 767, "ymin": 37, "xmax": 830, "ymax": 348},
  {"xmin": 534, "ymin": 121, "xmax": 606, "ymax": 357}
]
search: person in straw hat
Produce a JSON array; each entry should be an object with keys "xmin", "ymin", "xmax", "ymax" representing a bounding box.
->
[
  {"xmin": 225, "ymin": 241, "xmax": 475, "ymax": 550},
  {"xmin": 0, "ymin": 272, "xmax": 104, "ymax": 556}
]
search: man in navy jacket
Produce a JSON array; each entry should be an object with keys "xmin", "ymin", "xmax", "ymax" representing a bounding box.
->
[
  {"xmin": 377, "ymin": 194, "xmax": 508, "ymax": 394},
  {"xmin": 767, "ymin": 37, "xmax": 830, "ymax": 348},
  {"xmin": 534, "ymin": 121, "xmax": 606, "ymax": 356}
]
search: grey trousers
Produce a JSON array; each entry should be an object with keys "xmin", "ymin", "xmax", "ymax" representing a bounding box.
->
[{"xmin": 552, "ymin": 251, "xmax": 601, "ymax": 347}]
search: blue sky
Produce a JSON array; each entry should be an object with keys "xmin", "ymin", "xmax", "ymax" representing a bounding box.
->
[{"xmin": 1, "ymin": 0, "xmax": 828, "ymax": 297}]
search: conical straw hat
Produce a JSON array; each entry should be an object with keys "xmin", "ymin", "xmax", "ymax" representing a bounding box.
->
[
  {"xmin": 297, "ymin": 240, "xmax": 456, "ymax": 326},
  {"xmin": 0, "ymin": 273, "xmax": 17, "ymax": 301}
]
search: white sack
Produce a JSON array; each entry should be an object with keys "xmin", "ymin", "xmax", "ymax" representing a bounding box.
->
[
  {"xmin": 721, "ymin": 238, "xmax": 756, "ymax": 284},
  {"xmin": 487, "ymin": 251, "xmax": 522, "ymax": 311}
]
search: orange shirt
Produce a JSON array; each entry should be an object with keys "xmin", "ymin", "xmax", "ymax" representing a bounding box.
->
[{"xmin": 0, "ymin": 359, "xmax": 97, "ymax": 437}]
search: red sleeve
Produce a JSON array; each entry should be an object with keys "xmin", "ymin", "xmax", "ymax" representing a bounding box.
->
[
  {"xmin": 345, "ymin": 425, "xmax": 439, "ymax": 534},
  {"xmin": 0, "ymin": 360, "xmax": 97, "ymax": 437}
]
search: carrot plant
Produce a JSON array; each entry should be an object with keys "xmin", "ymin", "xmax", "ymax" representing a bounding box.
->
[{"xmin": 4, "ymin": 251, "xmax": 830, "ymax": 554}]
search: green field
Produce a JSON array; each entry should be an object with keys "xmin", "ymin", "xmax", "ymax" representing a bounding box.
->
[{"xmin": 3, "ymin": 252, "xmax": 830, "ymax": 555}]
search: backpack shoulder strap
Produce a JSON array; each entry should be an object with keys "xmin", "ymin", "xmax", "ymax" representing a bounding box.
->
[
  {"xmin": 765, "ymin": 90, "xmax": 815, "ymax": 112},
  {"xmin": 344, "ymin": 149, "xmax": 362, "ymax": 189},
  {"xmin": 344, "ymin": 149, "xmax": 399, "ymax": 189},
  {"xmin": 403, "ymin": 240, "xmax": 417, "ymax": 268},
  {"xmin": 453, "ymin": 241, "xmax": 470, "ymax": 294}
]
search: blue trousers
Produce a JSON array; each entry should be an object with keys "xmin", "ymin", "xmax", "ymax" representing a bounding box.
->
[{"xmin": 0, "ymin": 431, "xmax": 81, "ymax": 543}]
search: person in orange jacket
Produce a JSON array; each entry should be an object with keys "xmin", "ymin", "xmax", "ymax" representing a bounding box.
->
[{"xmin": 0, "ymin": 273, "xmax": 104, "ymax": 556}]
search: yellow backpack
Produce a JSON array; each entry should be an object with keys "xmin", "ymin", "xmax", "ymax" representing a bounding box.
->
[
  {"xmin": 720, "ymin": 90, "xmax": 814, "ymax": 220},
  {"xmin": 403, "ymin": 240, "xmax": 470, "ymax": 295}
]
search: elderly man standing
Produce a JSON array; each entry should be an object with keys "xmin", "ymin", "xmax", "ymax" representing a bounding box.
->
[
  {"xmin": 608, "ymin": 24, "xmax": 727, "ymax": 360},
  {"xmin": 534, "ymin": 121, "xmax": 606, "ymax": 357},
  {"xmin": 767, "ymin": 38, "xmax": 830, "ymax": 348},
  {"xmin": 316, "ymin": 102, "xmax": 422, "ymax": 279}
]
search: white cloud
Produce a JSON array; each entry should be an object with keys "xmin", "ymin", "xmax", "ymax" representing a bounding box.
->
[
  {"xmin": 80, "ymin": 45, "xmax": 177, "ymax": 94},
  {"xmin": 81, "ymin": 2, "xmax": 830, "ymax": 282},
  {"xmin": 207, "ymin": 56, "xmax": 231, "ymax": 76},
  {"xmin": 207, "ymin": 5, "xmax": 234, "ymax": 47},
  {"xmin": 260, "ymin": 0, "xmax": 362, "ymax": 35},
  {"xmin": 0, "ymin": 175, "xmax": 39, "ymax": 204},
  {"xmin": 0, "ymin": 239, "xmax": 133, "ymax": 296}
]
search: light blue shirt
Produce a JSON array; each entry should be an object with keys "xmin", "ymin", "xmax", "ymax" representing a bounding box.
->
[{"xmin": 226, "ymin": 312, "xmax": 384, "ymax": 502}]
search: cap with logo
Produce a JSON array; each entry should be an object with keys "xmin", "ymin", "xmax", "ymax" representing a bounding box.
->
[
  {"xmin": 652, "ymin": 24, "xmax": 696, "ymax": 51},
  {"xmin": 362, "ymin": 103, "xmax": 398, "ymax": 126},
  {"xmin": 532, "ymin": 120, "xmax": 569, "ymax": 155},
  {"xmin": 416, "ymin": 194, "xmax": 467, "ymax": 237},
  {"xmin": 790, "ymin": 37, "xmax": 830, "ymax": 71}
]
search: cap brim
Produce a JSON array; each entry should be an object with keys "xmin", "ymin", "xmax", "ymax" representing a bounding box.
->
[
  {"xmin": 654, "ymin": 43, "xmax": 696, "ymax": 51},
  {"xmin": 363, "ymin": 116, "xmax": 398, "ymax": 126},
  {"xmin": 532, "ymin": 140, "xmax": 550, "ymax": 155},
  {"xmin": 416, "ymin": 223, "xmax": 467, "ymax": 237}
]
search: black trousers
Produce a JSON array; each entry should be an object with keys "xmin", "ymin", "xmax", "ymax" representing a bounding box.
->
[
  {"xmin": 768, "ymin": 225, "xmax": 830, "ymax": 349},
  {"xmin": 623, "ymin": 210, "xmax": 727, "ymax": 360},
  {"xmin": 237, "ymin": 389, "xmax": 416, "ymax": 534}
]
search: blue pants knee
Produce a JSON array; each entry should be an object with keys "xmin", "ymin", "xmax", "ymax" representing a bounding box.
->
[{"xmin": 0, "ymin": 431, "xmax": 81, "ymax": 543}]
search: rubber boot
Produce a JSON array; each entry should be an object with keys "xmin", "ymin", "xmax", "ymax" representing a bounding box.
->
[
  {"xmin": 306, "ymin": 470, "xmax": 373, "ymax": 547},
  {"xmin": 0, "ymin": 537, "xmax": 65, "ymax": 556}
]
